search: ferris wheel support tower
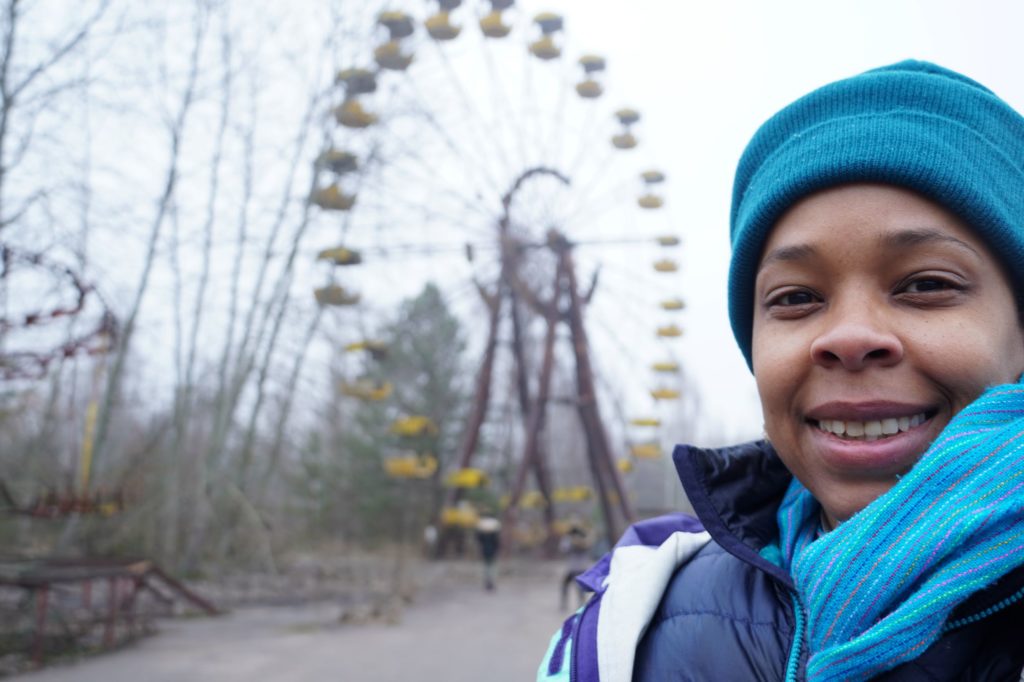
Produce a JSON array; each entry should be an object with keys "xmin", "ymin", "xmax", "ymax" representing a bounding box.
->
[{"xmin": 443, "ymin": 167, "xmax": 636, "ymax": 549}]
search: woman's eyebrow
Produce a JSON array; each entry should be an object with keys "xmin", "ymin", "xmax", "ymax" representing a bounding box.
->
[
  {"xmin": 758, "ymin": 228, "xmax": 979, "ymax": 273},
  {"xmin": 758, "ymin": 243, "xmax": 816, "ymax": 270},
  {"xmin": 879, "ymin": 228, "xmax": 980, "ymax": 256}
]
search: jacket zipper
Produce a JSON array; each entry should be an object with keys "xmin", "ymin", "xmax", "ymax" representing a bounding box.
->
[{"xmin": 785, "ymin": 590, "xmax": 806, "ymax": 682}]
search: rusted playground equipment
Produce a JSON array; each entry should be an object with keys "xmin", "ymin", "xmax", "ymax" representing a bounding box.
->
[
  {"xmin": 0, "ymin": 235, "xmax": 221, "ymax": 667},
  {"xmin": 0, "ymin": 481, "xmax": 125, "ymax": 519},
  {"xmin": 0, "ymin": 244, "xmax": 116, "ymax": 381},
  {"xmin": 0, "ymin": 556, "xmax": 219, "ymax": 667}
]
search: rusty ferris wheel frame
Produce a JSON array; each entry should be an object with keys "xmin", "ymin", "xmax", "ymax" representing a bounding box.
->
[{"xmin": 313, "ymin": 3, "xmax": 685, "ymax": 550}]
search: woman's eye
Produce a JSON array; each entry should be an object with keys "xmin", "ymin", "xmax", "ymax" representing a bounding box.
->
[
  {"xmin": 903, "ymin": 278, "xmax": 949, "ymax": 293},
  {"xmin": 773, "ymin": 290, "xmax": 817, "ymax": 306},
  {"xmin": 763, "ymin": 288, "xmax": 820, "ymax": 318}
]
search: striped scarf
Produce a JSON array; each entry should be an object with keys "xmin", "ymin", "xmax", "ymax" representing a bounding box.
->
[{"xmin": 773, "ymin": 383, "xmax": 1024, "ymax": 680}]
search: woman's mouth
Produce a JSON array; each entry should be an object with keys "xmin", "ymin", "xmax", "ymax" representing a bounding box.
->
[
  {"xmin": 813, "ymin": 410, "xmax": 935, "ymax": 441},
  {"xmin": 803, "ymin": 403, "xmax": 941, "ymax": 474}
]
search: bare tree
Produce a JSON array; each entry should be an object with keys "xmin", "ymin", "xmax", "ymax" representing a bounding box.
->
[
  {"xmin": 0, "ymin": 1, "xmax": 116, "ymax": 380},
  {"xmin": 88, "ymin": 2, "xmax": 208, "ymax": 488}
]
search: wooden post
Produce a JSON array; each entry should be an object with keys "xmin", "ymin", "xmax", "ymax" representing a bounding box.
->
[
  {"xmin": 33, "ymin": 586, "xmax": 49, "ymax": 666},
  {"xmin": 104, "ymin": 577, "xmax": 118, "ymax": 647}
]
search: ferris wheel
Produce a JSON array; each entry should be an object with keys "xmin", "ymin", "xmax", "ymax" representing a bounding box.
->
[{"xmin": 308, "ymin": 0, "xmax": 689, "ymax": 545}]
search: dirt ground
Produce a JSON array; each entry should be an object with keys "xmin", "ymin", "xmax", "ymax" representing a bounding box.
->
[{"xmin": 10, "ymin": 560, "xmax": 570, "ymax": 682}]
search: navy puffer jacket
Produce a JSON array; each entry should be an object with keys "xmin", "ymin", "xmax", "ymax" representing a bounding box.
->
[{"xmin": 538, "ymin": 441, "xmax": 1024, "ymax": 681}]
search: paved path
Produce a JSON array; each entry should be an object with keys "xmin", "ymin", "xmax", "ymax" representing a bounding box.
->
[{"xmin": 12, "ymin": 562, "xmax": 569, "ymax": 682}]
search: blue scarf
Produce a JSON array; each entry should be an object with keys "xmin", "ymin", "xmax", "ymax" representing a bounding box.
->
[{"xmin": 772, "ymin": 383, "xmax": 1024, "ymax": 680}]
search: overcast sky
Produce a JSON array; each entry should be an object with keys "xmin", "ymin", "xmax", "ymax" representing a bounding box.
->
[{"xmin": 28, "ymin": 1, "xmax": 1022, "ymax": 449}]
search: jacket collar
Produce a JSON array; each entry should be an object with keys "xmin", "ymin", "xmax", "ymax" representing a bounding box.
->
[
  {"xmin": 673, "ymin": 439, "xmax": 1024, "ymax": 617},
  {"xmin": 673, "ymin": 440, "xmax": 794, "ymax": 587}
]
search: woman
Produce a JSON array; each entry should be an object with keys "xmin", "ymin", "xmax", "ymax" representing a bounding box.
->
[{"xmin": 538, "ymin": 60, "xmax": 1024, "ymax": 681}]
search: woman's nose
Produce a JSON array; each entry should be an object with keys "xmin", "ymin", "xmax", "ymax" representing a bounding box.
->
[{"xmin": 809, "ymin": 310, "xmax": 904, "ymax": 371}]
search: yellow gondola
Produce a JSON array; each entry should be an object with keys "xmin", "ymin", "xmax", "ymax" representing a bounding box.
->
[
  {"xmin": 612, "ymin": 109, "xmax": 640, "ymax": 148},
  {"xmin": 390, "ymin": 415, "xmax": 439, "ymax": 437},
  {"xmin": 617, "ymin": 458, "xmax": 634, "ymax": 473},
  {"xmin": 654, "ymin": 259, "xmax": 678, "ymax": 272},
  {"xmin": 374, "ymin": 41, "xmax": 414, "ymax": 71},
  {"xmin": 315, "ymin": 149, "xmax": 358, "ymax": 174},
  {"xmin": 657, "ymin": 324, "xmax": 683, "ymax": 338},
  {"xmin": 657, "ymin": 235, "xmax": 681, "ymax": 247},
  {"xmin": 425, "ymin": 11, "xmax": 460, "ymax": 40},
  {"xmin": 530, "ymin": 13, "xmax": 563, "ymax": 59},
  {"xmin": 638, "ymin": 194, "xmax": 664, "ymax": 209},
  {"xmin": 339, "ymin": 380, "xmax": 392, "ymax": 401},
  {"xmin": 652, "ymin": 361, "xmax": 680, "ymax": 373},
  {"xmin": 384, "ymin": 454, "xmax": 438, "ymax": 479},
  {"xmin": 631, "ymin": 443, "xmax": 662, "ymax": 458},
  {"xmin": 334, "ymin": 99, "xmax": 377, "ymax": 128},
  {"xmin": 311, "ymin": 184, "xmax": 356, "ymax": 211},
  {"xmin": 630, "ymin": 417, "xmax": 661, "ymax": 427},
  {"xmin": 650, "ymin": 387, "xmax": 681, "ymax": 401},
  {"xmin": 660, "ymin": 298, "xmax": 686, "ymax": 310},
  {"xmin": 577, "ymin": 55, "xmax": 606, "ymax": 99},
  {"xmin": 317, "ymin": 246, "xmax": 362, "ymax": 265},
  {"xmin": 445, "ymin": 467, "xmax": 489, "ymax": 488},
  {"xmin": 314, "ymin": 284, "xmax": 360, "ymax": 306}
]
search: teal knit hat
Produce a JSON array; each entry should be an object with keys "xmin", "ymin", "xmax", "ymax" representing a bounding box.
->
[{"xmin": 729, "ymin": 60, "xmax": 1024, "ymax": 368}]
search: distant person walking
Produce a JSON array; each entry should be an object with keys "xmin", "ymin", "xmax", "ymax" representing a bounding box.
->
[
  {"xmin": 475, "ymin": 512, "xmax": 501, "ymax": 591},
  {"xmin": 422, "ymin": 523, "xmax": 439, "ymax": 558}
]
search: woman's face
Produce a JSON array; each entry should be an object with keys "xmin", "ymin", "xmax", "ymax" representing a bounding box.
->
[{"xmin": 752, "ymin": 184, "xmax": 1024, "ymax": 529}]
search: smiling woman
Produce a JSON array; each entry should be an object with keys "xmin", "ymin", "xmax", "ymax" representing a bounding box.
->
[
  {"xmin": 537, "ymin": 60, "xmax": 1024, "ymax": 682},
  {"xmin": 754, "ymin": 184, "xmax": 1024, "ymax": 529}
]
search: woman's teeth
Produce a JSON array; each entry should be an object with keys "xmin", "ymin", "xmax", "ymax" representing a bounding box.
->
[{"xmin": 816, "ymin": 413, "xmax": 927, "ymax": 441}]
